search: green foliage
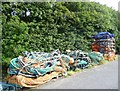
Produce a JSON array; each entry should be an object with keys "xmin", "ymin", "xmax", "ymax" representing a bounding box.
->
[{"xmin": 2, "ymin": 2, "xmax": 119, "ymax": 70}]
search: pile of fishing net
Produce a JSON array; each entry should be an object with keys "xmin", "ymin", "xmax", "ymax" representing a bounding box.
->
[
  {"xmin": 6, "ymin": 50, "xmax": 70, "ymax": 87},
  {"xmin": 6, "ymin": 49, "xmax": 107, "ymax": 88}
]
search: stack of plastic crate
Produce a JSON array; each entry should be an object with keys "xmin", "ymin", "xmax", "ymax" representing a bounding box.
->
[{"xmin": 92, "ymin": 32, "xmax": 116, "ymax": 61}]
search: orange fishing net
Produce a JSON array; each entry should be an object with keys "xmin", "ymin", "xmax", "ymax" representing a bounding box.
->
[{"xmin": 6, "ymin": 72, "xmax": 59, "ymax": 88}]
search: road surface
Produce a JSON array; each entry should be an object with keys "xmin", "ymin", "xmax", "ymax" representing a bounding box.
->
[{"xmin": 35, "ymin": 60, "xmax": 118, "ymax": 89}]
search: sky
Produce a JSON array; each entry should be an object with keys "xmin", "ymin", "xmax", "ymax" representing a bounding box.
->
[{"xmin": 90, "ymin": 0, "xmax": 120, "ymax": 11}]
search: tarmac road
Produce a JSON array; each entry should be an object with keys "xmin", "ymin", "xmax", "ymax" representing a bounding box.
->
[{"xmin": 36, "ymin": 60, "xmax": 118, "ymax": 89}]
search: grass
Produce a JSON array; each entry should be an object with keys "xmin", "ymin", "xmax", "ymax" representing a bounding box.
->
[
  {"xmin": 99, "ymin": 60, "xmax": 109, "ymax": 65},
  {"xmin": 116, "ymin": 55, "xmax": 119, "ymax": 60},
  {"xmin": 63, "ymin": 68, "xmax": 82, "ymax": 78}
]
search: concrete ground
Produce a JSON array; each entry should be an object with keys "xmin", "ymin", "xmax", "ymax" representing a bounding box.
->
[{"xmin": 35, "ymin": 60, "xmax": 118, "ymax": 89}]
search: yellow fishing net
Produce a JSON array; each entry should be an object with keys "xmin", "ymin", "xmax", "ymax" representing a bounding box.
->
[{"xmin": 6, "ymin": 72, "xmax": 59, "ymax": 88}]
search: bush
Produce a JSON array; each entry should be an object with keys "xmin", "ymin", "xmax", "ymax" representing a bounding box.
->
[{"xmin": 2, "ymin": 2, "xmax": 120, "ymax": 73}]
